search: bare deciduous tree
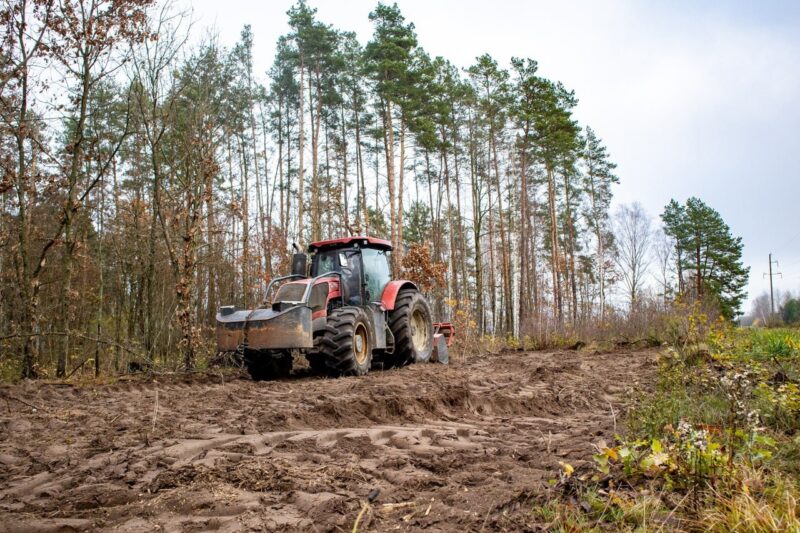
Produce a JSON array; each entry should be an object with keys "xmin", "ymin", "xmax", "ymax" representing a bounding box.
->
[
  {"xmin": 652, "ymin": 228, "xmax": 674, "ymax": 308},
  {"xmin": 614, "ymin": 202, "xmax": 652, "ymax": 312}
]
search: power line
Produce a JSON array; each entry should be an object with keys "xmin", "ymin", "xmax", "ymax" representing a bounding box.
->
[
  {"xmin": 782, "ymin": 257, "xmax": 800, "ymax": 269},
  {"xmin": 777, "ymin": 228, "xmax": 800, "ymax": 250}
]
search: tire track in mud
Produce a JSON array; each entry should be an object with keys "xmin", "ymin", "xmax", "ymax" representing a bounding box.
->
[{"xmin": 0, "ymin": 349, "xmax": 657, "ymax": 532}]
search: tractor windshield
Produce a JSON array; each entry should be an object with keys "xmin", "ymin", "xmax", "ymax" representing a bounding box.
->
[{"xmin": 362, "ymin": 248, "xmax": 391, "ymax": 302}]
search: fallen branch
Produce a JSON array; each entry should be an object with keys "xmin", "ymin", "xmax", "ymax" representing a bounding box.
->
[
  {"xmin": 0, "ymin": 392, "xmax": 47, "ymax": 412},
  {"xmin": 66, "ymin": 358, "xmax": 92, "ymax": 379},
  {"xmin": 0, "ymin": 331, "xmax": 142, "ymax": 356}
]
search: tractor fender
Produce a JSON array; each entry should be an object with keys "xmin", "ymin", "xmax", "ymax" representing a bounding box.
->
[{"xmin": 380, "ymin": 280, "xmax": 419, "ymax": 310}]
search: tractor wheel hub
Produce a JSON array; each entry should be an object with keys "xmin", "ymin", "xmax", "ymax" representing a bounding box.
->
[{"xmin": 354, "ymin": 334, "xmax": 363, "ymax": 353}]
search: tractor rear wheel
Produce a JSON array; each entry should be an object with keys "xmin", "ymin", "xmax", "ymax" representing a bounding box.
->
[
  {"xmin": 244, "ymin": 350, "xmax": 292, "ymax": 381},
  {"xmin": 313, "ymin": 307, "xmax": 373, "ymax": 376},
  {"xmin": 388, "ymin": 289, "xmax": 433, "ymax": 367}
]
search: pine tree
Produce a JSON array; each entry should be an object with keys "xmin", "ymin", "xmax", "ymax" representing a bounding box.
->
[
  {"xmin": 525, "ymin": 75, "xmax": 580, "ymax": 324},
  {"xmin": 661, "ymin": 197, "xmax": 749, "ymax": 319},
  {"xmin": 467, "ymin": 54, "xmax": 513, "ymax": 333},
  {"xmin": 337, "ymin": 31, "xmax": 371, "ymax": 233},
  {"xmin": 268, "ymin": 35, "xmax": 300, "ymax": 257},
  {"xmin": 403, "ymin": 201, "xmax": 431, "ymax": 244},
  {"xmin": 581, "ymin": 127, "xmax": 618, "ymax": 318},
  {"xmin": 782, "ymin": 299, "xmax": 800, "ymax": 325},
  {"xmin": 510, "ymin": 57, "xmax": 541, "ymax": 326},
  {"xmin": 364, "ymin": 2, "xmax": 418, "ymax": 276}
]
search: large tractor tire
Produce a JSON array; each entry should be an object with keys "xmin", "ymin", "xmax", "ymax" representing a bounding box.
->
[
  {"xmin": 388, "ymin": 289, "xmax": 433, "ymax": 367},
  {"xmin": 244, "ymin": 350, "xmax": 292, "ymax": 381},
  {"xmin": 313, "ymin": 306, "xmax": 373, "ymax": 376}
]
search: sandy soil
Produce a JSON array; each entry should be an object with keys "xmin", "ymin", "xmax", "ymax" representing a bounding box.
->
[{"xmin": 0, "ymin": 349, "xmax": 657, "ymax": 532}]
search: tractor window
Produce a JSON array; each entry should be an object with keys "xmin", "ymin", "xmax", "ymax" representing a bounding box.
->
[
  {"xmin": 312, "ymin": 249, "xmax": 363, "ymax": 305},
  {"xmin": 313, "ymin": 251, "xmax": 353, "ymax": 276},
  {"xmin": 362, "ymin": 248, "xmax": 392, "ymax": 302}
]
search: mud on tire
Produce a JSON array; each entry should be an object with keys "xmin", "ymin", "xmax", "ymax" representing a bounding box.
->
[
  {"xmin": 388, "ymin": 289, "xmax": 433, "ymax": 367},
  {"xmin": 244, "ymin": 350, "xmax": 292, "ymax": 381},
  {"xmin": 312, "ymin": 307, "xmax": 373, "ymax": 376}
]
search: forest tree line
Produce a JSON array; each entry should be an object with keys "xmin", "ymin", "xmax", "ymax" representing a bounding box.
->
[{"xmin": 0, "ymin": 0, "xmax": 748, "ymax": 378}]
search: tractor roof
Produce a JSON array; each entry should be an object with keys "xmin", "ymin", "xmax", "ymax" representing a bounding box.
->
[{"xmin": 307, "ymin": 236, "xmax": 393, "ymax": 252}]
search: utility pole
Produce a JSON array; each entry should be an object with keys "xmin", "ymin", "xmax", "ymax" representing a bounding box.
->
[{"xmin": 763, "ymin": 253, "xmax": 782, "ymax": 316}]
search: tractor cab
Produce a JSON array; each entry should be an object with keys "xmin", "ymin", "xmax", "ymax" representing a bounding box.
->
[
  {"xmin": 268, "ymin": 236, "xmax": 392, "ymax": 313},
  {"xmin": 306, "ymin": 237, "xmax": 393, "ymax": 306}
]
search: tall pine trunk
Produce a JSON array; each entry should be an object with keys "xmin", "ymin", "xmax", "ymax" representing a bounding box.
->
[
  {"xmin": 397, "ymin": 119, "xmax": 406, "ymax": 270},
  {"xmin": 310, "ymin": 69, "xmax": 322, "ymax": 242},
  {"xmin": 518, "ymin": 138, "xmax": 530, "ymax": 330},
  {"xmin": 547, "ymin": 166, "xmax": 562, "ymax": 323},
  {"xmin": 354, "ymin": 105, "xmax": 368, "ymax": 232},
  {"xmin": 239, "ymin": 135, "xmax": 250, "ymax": 308},
  {"xmin": 562, "ymin": 172, "xmax": 578, "ymax": 324},
  {"xmin": 382, "ymin": 99, "xmax": 398, "ymax": 276},
  {"xmin": 469, "ymin": 112, "xmax": 484, "ymax": 332},
  {"xmin": 297, "ymin": 59, "xmax": 305, "ymax": 244},
  {"xmin": 490, "ymin": 134, "xmax": 512, "ymax": 333}
]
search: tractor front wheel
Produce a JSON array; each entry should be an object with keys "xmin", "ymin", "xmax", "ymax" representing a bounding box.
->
[
  {"xmin": 244, "ymin": 350, "xmax": 292, "ymax": 381},
  {"xmin": 313, "ymin": 307, "xmax": 373, "ymax": 376},
  {"xmin": 388, "ymin": 289, "xmax": 433, "ymax": 367}
]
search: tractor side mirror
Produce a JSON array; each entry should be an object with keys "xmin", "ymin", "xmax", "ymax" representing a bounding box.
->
[{"xmin": 291, "ymin": 253, "xmax": 307, "ymax": 277}]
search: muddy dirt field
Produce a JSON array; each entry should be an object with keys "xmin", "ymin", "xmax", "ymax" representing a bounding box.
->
[{"xmin": 0, "ymin": 349, "xmax": 657, "ymax": 532}]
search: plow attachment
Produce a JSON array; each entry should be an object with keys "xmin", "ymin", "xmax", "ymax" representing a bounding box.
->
[
  {"xmin": 216, "ymin": 305, "xmax": 313, "ymax": 353},
  {"xmin": 432, "ymin": 322, "xmax": 455, "ymax": 364}
]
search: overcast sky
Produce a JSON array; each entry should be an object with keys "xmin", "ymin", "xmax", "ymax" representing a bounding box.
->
[{"xmin": 182, "ymin": 0, "xmax": 800, "ymax": 311}]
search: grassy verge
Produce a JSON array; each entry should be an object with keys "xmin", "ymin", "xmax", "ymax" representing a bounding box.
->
[{"xmin": 537, "ymin": 322, "xmax": 800, "ymax": 531}]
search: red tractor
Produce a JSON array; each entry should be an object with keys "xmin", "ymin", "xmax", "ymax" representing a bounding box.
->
[{"xmin": 216, "ymin": 236, "xmax": 454, "ymax": 380}]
